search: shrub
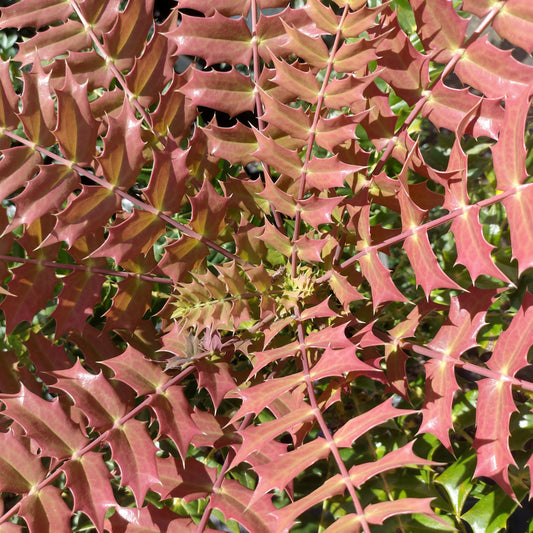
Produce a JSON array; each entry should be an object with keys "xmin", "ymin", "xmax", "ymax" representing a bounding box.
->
[{"xmin": 0, "ymin": 0, "xmax": 532, "ymax": 531}]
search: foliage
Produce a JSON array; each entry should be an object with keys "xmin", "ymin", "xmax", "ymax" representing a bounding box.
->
[{"xmin": 0, "ymin": 0, "xmax": 532, "ymax": 531}]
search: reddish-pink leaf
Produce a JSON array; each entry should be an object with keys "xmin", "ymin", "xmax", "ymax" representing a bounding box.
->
[
  {"xmin": 306, "ymin": 155, "xmax": 358, "ymax": 190},
  {"xmin": 334, "ymin": 398, "xmax": 416, "ymax": 448},
  {"xmin": 105, "ymin": 505, "xmax": 194, "ymax": 533},
  {"xmin": 16, "ymin": 21, "xmax": 91, "ymax": 66},
  {"xmin": 503, "ymin": 186, "xmax": 533, "ymax": 275},
  {"xmin": 204, "ymin": 121, "xmax": 259, "ymax": 166},
  {"xmin": 19, "ymin": 485, "xmax": 72, "ymax": 533},
  {"xmin": 189, "ymin": 179, "xmax": 229, "ymax": 240},
  {"xmin": 270, "ymin": 55, "xmax": 320, "ymax": 104},
  {"xmin": 364, "ymin": 498, "xmax": 438, "ymax": 525},
  {"xmin": 43, "ymin": 186, "xmax": 118, "ymax": 247},
  {"xmin": 50, "ymin": 360, "xmax": 130, "ymax": 430},
  {"xmin": 103, "ymin": 0, "xmax": 153, "ymax": 61},
  {"xmin": 0, "ymin": 147, "xmax": 42, "ymax": 201},
  {"xmin": 151, "ymin": 386, "xmax": 201, "ymax": 461},
  {"xmin": 231, "ymin": 373, "xmax": 305, "ymax": 421},
  {"xmin": 333, "ymin": 37, "xmax": 380, "ymax": 74},
  {"xmin": 0, "ymin": 385, "xmax": 88, "ymax": 459},
  {"xmin": 231, "ymin": 406, "xmax": 313, "ymax": 468},
  {"xmin": 492, "ymin": 90, "xmax": 530, "ymax": 191},
  {"xmin": 253, "ymin": 438, "xmax": 330, "ymax": 500},
  {"xmin": 359, "ymin": 250, "xmax": 407, "ymax": 309},
  {"xmin": 329, "ymin": 270, "xmax": 363, "ymax": 310},
  {"xmin": 376, "ymin": 22, "xmax": 430, "ymax": 105},
  {"xmin": 411, "ymin": 0, "xmax": 468, "ymax": 62},
  {"xmin": 97, "ymin": 102, "xmax": 145, "ymax": 189},
  {"xmin": 53, "ymin": 67, "xmax": 99, "ymax": 166},
  {"xmin": 18, "ymin": 68, "xmax": 56, "ymax": 146},
  {"xmin": 211, "ymin": 479, "xmax": 279, "ymax": 533},
  {"xmin": 305, "ymin": 0, "xmax": 339, "ymax": 33},
  {"xmin": 315, "ymin": 113, "xmax": 360, "ymax": 152},
  {"xmin": 180, "ymin": 68, "xmax": 255, "ymax": 117},
  {"xmin": 0, "ymin": 431, "xmax": 45, "ymax": 493},
  {"xmin": 297, "ymin": 195, "xmax": 342, "ymax": 229},
  {"xmin": 150, "ymin": 73, "xmax": 196, "ymax": 142},
  {"xmin": 62, "ymin": 452, "xmax": 116, "ymax": 533},
  {"xmin": 403, "ymin": 228, "xmax": 462, "ymax": 296},
  {"xmin": 419, "ymin": 289, "xmax": 495, "ymax": 449},
  {"xmin": 0, "ymin": 0, "xmax": 72, "ymax": 29},
  {"xmin": 102, "ymin": 346, "xmax": 167, "ymax": 395},
  {"xmin": 422, "ymin": 80, "xmax": 504, "ymax": 140},
  {"xmin": 0, "ymin": 263, "xmax": 58, "ymax": 334},
  {"xmin": 104, "ymin": 275, "xmax": 153, "ymax": 333},
  {"xmin": 125, "ymin": 31, "xmax": 177, "ymax": 107},
  {"xmin": 464, "ymin": 0, "xmax": 533, "ymax": 54},
  {"xmin": 282, "ymin": 20, "xmax": 329, "ymax": 68},
  {"xmin": 91, "ymin": 210, "xmax": 166, "ymax": 265},
  {"xmin": 24, "ymin": 332, "xmax": 72, "ymax": 383},
  {"xmin": 167, "ymin": 12, "xmax": 252, "ymax": 67},
  {"xmin": 451, "ymin": 206, "xmax": 509, "ymax": 283},
  {"xmin": 52, "ymin": 270, "xmax": 106, "ymax": 336},
  {"xmin": 160, "ymin": 236, "xmax": 209, "ymax": 284},
  {"xmin": 475, "ymin": 295, "xmax": 533, "ymax": 493},
  {"xmin": 197, "ymin": 359, "xmax": 237, "ymax": 409},
  {"xmin": 108, "ymin": 418, "xmax": 160, "ymax": 506},
  {"xmin": 254, "ymin": 130, "xmax": 303, "ymax": 180},
  {"xmin": 8, "ymin": 165, "xmax": 80, "ymax": 230},
  {"xmin": 174, "ymin": 0, "xmax": 249, "ymax": 17},
  {"xmin": 144, "ymin": 145, "xmax": 188, "ymax": 213},
  {"xmin": 456, "ymin": 36, "xmax": 533, "ymax": 99}
]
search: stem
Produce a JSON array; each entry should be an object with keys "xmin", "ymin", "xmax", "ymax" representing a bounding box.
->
[
  {"xmin": 290, "ymin": 5, "xmax": 350, "ymax": 278},
  {"xmin": 0, "ymin": 254, "xmax": 173, "ymax": 284}
]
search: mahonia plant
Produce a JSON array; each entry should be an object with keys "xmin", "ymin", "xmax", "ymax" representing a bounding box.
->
[{"xmin": 0, "ymin": 0, "xmax": 533, "ymax": 531}]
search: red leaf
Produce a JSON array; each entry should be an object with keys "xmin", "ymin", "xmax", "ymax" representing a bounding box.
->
[
  {"xmin": 403, "ymin": 228, "xmax": 462, "ymax": 296},
  {"xmin": 419, "ymin": 289, "xmax": 495, "ymax": 449},
  {"xmin": 43, "ymin": 187, "xmax": 119, "ymax": 249},
  {"xmin": 451, "ymin": 206, "xmax": 509, "ymax": 283},
  {"xmin": 50, "ymin": 360, "xmax": 130, "ymax": 430},
  {"xmin": 16, "ymin": 21, "xmax": 91, "ymax": 66},
  {"xmin": 8, "ymin": 164, "xmax": 80, "ymax": 231},
  {"xmin": 359, "ymin": 250, "xmax": 407, "ymax": 309},
  {"xmin": 456, "ymin": 36, "xmax": 533, "ymax": 99},
  {"xmin": 18, "ymin": 68, "xmax": 56, "ymax": 146},
  {"xmin": 167, "ymin": 12, "xmax": 252, "ymax": 67},
  {"xmin": 231, "ymin": 406, "xmax": 313, "ymax": 468},
  {"xmin": 97, "ymin": 102, "xmax": 146, "ymax": 189},
  {"xmin": 422, "ymin": 80, "xmax": 504, "ymax": 140},
  {"xmin": 0, "ymin": 146, "xmax": 42, "ymax": 202},
  {"xmin": 180, "ymin": 68, "xmax": 255, "ymax": 117},
  {"xmin": 53, "ymin": 67, "xmax": 98, "ymax": 165},
  {"xmin": 211, "ymin": 478, "xmax": 279, "ymax": 533},
  {"xmin": 62, "ymin": 452, "xmax": 116, "ymax": 533},
  {"xmin": 125, "ymin": 31, "xmax": 177, "ymax": 107},
  {"xmin": 410, "ymin": 0, "xmax": 468, "ymax": 62},
  {"xmin": 364, "ymin": 497, "xmax": 438, "ymax": 525},
  {"xmin": 102, "ymin": 0, "xmax": 153, "ymax": 61},
  {"xmin": 190, "ymin": 179, "xmax": 229, "ymax": 240},
  {"xmin": 376, "ymin": 21, "xmax": 430, "ymax": 106},
  {"xmin": 503, "ymin": 187, "xmax": 533, "ymax": 275},
  {"xmin": 0, "ymin": 0, "xmax": 72, "ymax": 29},
  {"xmin": 0, "ymin": 385, "xmax": 88, "ymax": 459},
  {"xmin": 0, "ymin": 263, "xmax": 58, "ymax": 334},
  {"xmin": 334, "ymin": 398, "xmax": 416, "ymax": 447},
  {"xmin": 151, "ymin": 386, "xmax": 201, "ymax": 461},
  {"xmin": 108, "ymin": 419, "xmax": 161, "ymax": 506},
  {"xmin": 0, "ymin": 431, "xmax": 45, "ymax": 493},
  {"xmin": 19, "ymin": 485, "xmax": 72, "ymax": 533}
]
